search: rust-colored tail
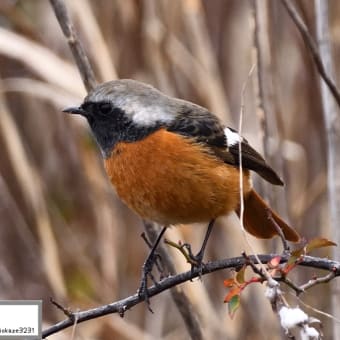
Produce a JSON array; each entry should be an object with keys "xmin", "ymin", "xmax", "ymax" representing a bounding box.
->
[{"xmin": 236, "ymin": 189, "xmax": 300, "ymax": 242}]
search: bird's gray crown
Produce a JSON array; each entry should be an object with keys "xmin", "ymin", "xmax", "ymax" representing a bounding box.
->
[{"xmin": 85, "ymin": 79, "xmax": 178, "ymax": 127}]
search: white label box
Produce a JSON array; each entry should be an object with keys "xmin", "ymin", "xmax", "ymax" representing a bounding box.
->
[{"xmin": 0, "ymin": 301, "xmax": 41, "ymax": 339}]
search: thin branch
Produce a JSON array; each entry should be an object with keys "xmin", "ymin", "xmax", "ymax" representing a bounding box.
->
[
  {"xmin": 299, "ymin": 270, "xmax": 336, "ymax": 292},
  {"xmin": 49, "ymin": 298, "xmax": 79, "ymax": 339},
  {"xmin": 242, "ymin": 251, "xmax": 265, "ymax": 278},
  {"xmin": 280, "ymin": 0, "xmax": 340, "ymax": 108},
  {"xmin": 50, "ymin": 298, "xmax": 74, "ymax": 320},
  {"xmin": 280, "ymin": 276, "xmax": 304, "ymax": 295},
  {"xmin": 49, "ymin": 0, "xmax": 97, "ymax": 92},
  {"xmin": 164, "ymin": 239, "xmax": 194, "ymax": 264},
  {"xmin": 42, "ymin": 254, "xmax": 340, "ymax": 338},
  {"xmin": 267, "ymin": 209, "xmax": 290, "ymax": 253}
]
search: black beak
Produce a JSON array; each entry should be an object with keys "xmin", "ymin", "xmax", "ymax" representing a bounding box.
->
[{"xmin": 62, "ymin": 106, "xmax": 86, "ymax": 116}]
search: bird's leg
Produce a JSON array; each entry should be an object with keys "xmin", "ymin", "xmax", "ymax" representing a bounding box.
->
[
  {"xmin": 185, "ymin": 219, "xmax": 215, "ymax": 275},
  {"xmin": 140, "ymin": 232, "xmax": 165, "ymax": 276},
  {"xmin": 138, "ymin": 226, "xmax": 167, "ymax": 310}
]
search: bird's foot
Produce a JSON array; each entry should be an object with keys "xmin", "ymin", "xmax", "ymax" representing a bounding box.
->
[
  {"xmin": 137, "ymin": 252, "xmax": 161, "ymax": 313},
  {"xmin": 137, "ymin": 228, "xmax": 166, "ymax": 312},
  {"xmin": 182, "ymin": 243, "xmax": 206, "ymax": 278},
  {"xmin": 164, "ymin": 239, "xmax": 206, "ymax": 278}
]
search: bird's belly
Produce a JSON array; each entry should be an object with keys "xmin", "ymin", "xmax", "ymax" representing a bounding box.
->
[{"xmin": 104, "ymin": 129, "xmax": 250, "ymax": 225}]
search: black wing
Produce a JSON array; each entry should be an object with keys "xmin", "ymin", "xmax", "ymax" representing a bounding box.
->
[
  {"xmin": 166, "ymin": 105, "xmax": 283, "ymax": 185},
  {"xmin": 166, "ymin": 106, "xmax": 227, "ymax": 147},
  {"xmin": 226, "ymin": 134, "xmax": 283, "ymax": 185}
]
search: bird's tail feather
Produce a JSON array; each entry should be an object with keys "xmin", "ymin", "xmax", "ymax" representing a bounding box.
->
[{"xmin": 236, "ymin": 189, "xmax": 300, "ymax": 242}]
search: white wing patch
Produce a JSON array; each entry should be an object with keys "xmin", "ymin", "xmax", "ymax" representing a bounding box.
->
[{"xmin": 224, "ymin": 127, "xmax": 241, "ymax": 146}]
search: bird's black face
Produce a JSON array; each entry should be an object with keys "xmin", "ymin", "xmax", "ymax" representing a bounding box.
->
[
  {"xmin": 79, "ymin": 101, "xmax": 129, "ymax": 126},
  {"xmin": 63, "ymin": 100, "xmax": 159, "ymax": 158}
]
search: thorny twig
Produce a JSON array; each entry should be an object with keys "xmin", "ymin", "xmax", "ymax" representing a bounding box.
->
[
  {"xmin": 43, "ymin": 254, "xmax": 340, "ymax": 337},
  {"xmin": 299, "ymin": 270, "xmax": 336, "ymax": 292},
  {"xmin": 280, "ymin": 276, "xmax": 304, "ymax": 295},
  {"xmin": 50, "ymin": 298, "xmax": 74, "ymax": 320},
  {"xmin": 49, "ymin": 298, "xmax": 79, "ymax": 339},
  {"xmin": 242, "ymin": 251, "xmax": 265, "ymax": 278}
]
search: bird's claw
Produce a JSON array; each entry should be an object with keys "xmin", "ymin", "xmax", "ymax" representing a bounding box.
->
[
  {"xmin": 182, "ymin": 243, "xmax": 206, "ymax": 278},
  {"xmin": 137, "ymin": 252, "xmax": 163, "ymax": 312}
]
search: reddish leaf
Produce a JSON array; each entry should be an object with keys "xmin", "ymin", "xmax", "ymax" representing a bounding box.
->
[
  {"xmin": 268, "ymin": 256, "xmax": 281, "ymax": 269},
  {"xmin": 224, "ymin": 287, "xmax": 242, "ymax": 303},
  {"xmin": 236, "ymin": 265, "xmax": 247, "ymax": 284},
  {"xmin": 306, "ymin": 238, "xmax": 337, "ymax": 253},
  {"xmin": 228, "ymin": 295, "xmax": 240, "ymax": 319},
  {"xmin": 224, "ymin": 278, "xmax": 236, "ymax": 288}
]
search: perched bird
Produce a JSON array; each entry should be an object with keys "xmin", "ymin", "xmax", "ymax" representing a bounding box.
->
[{"xmin": 63, "ymin": 79, "xmax": 299, "ymax": 271}]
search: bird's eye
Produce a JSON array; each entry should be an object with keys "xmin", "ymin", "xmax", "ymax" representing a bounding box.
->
[{"xmin": 98, "ymin": 102, "xmax": 112, "ymax": 115}]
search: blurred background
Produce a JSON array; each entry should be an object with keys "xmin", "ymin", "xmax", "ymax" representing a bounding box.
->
[{"xmin": 0, "ymin": 0, "xmax": 338, "ymax": 339}]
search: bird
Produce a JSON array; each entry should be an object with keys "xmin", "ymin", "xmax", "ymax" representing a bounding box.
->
[{"xmin": 63, "ymin": 79, "xmax": 299, "ymax": 293}]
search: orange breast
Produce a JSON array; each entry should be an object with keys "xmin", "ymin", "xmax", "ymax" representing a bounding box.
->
[{"xmin": 104, "ymin": 129, "xmax": 251, "ymax": 225}]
